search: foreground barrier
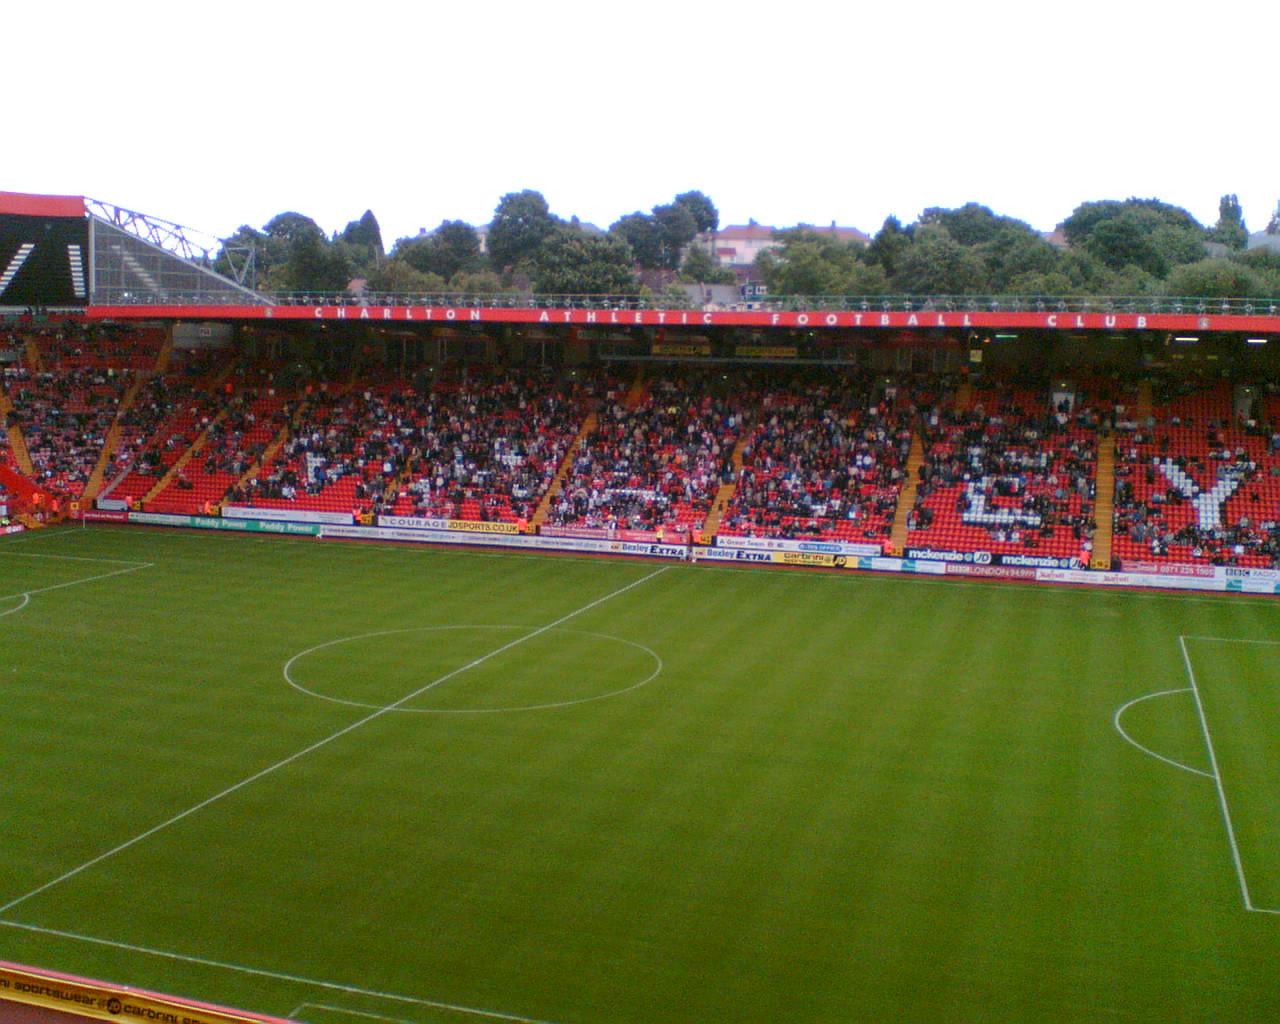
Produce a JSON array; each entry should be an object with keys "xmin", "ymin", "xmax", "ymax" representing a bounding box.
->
[{"xmin": 0, "ymin": 959, "xmax": 290, "ymax": 1024}]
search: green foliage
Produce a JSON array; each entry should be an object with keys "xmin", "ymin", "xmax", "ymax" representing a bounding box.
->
[
  {"xmin": 394, "ymin": 221, "xmax": 484, "ymax": 283},
  {"xmin": 339, "ymin": 210, "xmax": 384, "ymax": 274},
  {"xmin": 865, "ymin": 216, "xmax": 912, "ymax": 278},
  {"xmin": 529, "ymin": 226, "xmax": 637, "ymax": 293},
  {"xmin": 1093, "ymin": 263, "xmax": 1160, "ymax": 297},
  {"xmin": 892, "ymin": 224, "xmax": 988, "ymax": 295},
  {"xmin": 334, "ymin": 211, "xmax": 384, "ymax": 280},
  {"xmin": 673, "ymin": 190, "xmax": 719, "ymax": 233},
  {"xmin": 610, "ymin": 212, "xmax": 664, "ymax": 268},
  {"xmin": 976, "ymin": 230, "xmax": 1061, "ymax": 293},
  {"xmin": 214, "ymin": 224, "xmax": 268, "ymax": 285},
  {"xmin": 1062, "ymin": 198, "xmax": 1206, "ymax": 278},
  {"xmin": 276, "ymin": 228, "xmax": 352, "ymax": 292},
  {"xmin": 264, "ymin": 211, "xmax": 325, "ymax": 242},
  {"xmin": 1209, "ymin": 195, "xmax": 1248, "ymax": 250},
  {"xmin": 1165, "ymin": 259, "xmax": 1264, "ymax": 298},
  {"xmin": 364, "ymin": 258, "xmax": 445, "ymax": 294},
  {"xmin": 450, "ymin": 269, "xmax": 508, "ymax": 294},
  {"xmin": 488, "ymin": 190, "xmax": 560, "ymax": 272},
  {"xmin": 209, "ymin": 189, "xmax": 1263, "ymax": 300},
  {"xmin": 651, "ymin": 202, "xmax": 699, "ymax": 270},
  {"xmin": 918, "ymin": 203, "xmax": 1036, "ymax": 247},
  {"xmin": 679, "ymin": 244, "xmax": 736, "ymax": 285},
  {"xmin": 1003, "ymin": 269, "xmax": 1077, "ymax": 296},
  {"xmin": 755, "ymin": 227, "xmax": 870, "ymax": 296}
]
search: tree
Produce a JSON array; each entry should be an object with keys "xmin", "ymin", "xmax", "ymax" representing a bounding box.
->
[
  {"xmin": 214, "ymin": 224, "xmax": 268, "ymax": 287},
  {"xmin": 918, "ymin": 203, "xmax": 1034, "ymax": 247},
  {"xmin": 673, "ymin": 190, "xmax": 719, "ymax": 233},
  {"xmin": 1209, "ymin": 194, "xmax": 1248, "ymax": 250},
  {"xmin": 341, "ymin": 210, "xmax": 384, "ymax": 256},
  {"xmin": 754, "ymin": 227, "xmax": 868, "ymax": 296},
  {"xmin": 530, "ymin": 227, "xmax": 636, "ymax": 294},
  {"xmin": 278, "ymin": 228, "xmax": 352, "ymax": 293},
  {"xmin": 337, "ymin": 210, "xmax": 384, "ymax": 277},
  {"xmin": 488, "ymin": 190, "xmax": 560, "ymax": 272},
  {"xmin": 1165, "ymin": 259, "xmax": 1263, "ymax": 298},
  {"xmin": 651, "ymin": 202, "xmax": 699, "ymax": 270},
  {"xmin": 394, "ymin": 221, "xmax": 483, "ymax": 282},
  {"xmin": 981, "ymin": 231, "xmax": 1061, "ymax": 293},
  {"xmin": 264, "ymin": 211, "xmax": 325, "ymax": 244},
  {"xmin": 450, "ymin": 269, "xmax": 508, "ymax": 294},
  {"xmin": 679, "ymin": 244, "xmax": 735, "ymax": 285},
  {"xmin": 365, "ymin": 259, "xmax": 446, "ymax": 295},
  {"xmin": 865, "ymin": 216, "xmax": 912, "ymax": 278},
  {"xmin": 1062, "ymin": 198, "xmax": 1206, "ymax": 278},
  {"xmin": 609, "ymin": 212, "xmax": 665, "ymax": 268},
  {"xmin": 892, "ymin": 224, "xmax": 988, "ymax": 295}
]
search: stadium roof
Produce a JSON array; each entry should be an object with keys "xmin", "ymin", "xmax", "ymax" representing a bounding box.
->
[{"xmin": 0, "ymin": 191, "xmax": 266, "ymax": 308}]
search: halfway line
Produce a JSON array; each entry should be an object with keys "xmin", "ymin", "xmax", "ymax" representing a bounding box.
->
[{"xmin": 0, "ymin": 565, "xmax": 668, "ymax": 915}]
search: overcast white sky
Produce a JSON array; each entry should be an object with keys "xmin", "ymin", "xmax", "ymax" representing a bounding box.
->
[{"xmin": 8, "ymin": 1, "xmax": 1275, "ymax": 248}]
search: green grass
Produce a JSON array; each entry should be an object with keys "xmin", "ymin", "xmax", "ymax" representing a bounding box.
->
[{"xmin": 1, "ymin": 524, "xmax": 1279, "ymax": 1023}]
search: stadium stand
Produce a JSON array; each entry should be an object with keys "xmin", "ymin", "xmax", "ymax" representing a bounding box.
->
[
  {"xmin": 717, "ymin": 369, "xmax": 913, "ymax": 544},
  {"xmin": 1109, "ymin": 378, "xmax": 1280, "ymax": 568},
  {"xmin": 903, "ymin": 373, "xmax": 1102, "ymax": 564},
  {"xmin": 544, "ymin": 368, "xmax": 745, "ymax": 538}
]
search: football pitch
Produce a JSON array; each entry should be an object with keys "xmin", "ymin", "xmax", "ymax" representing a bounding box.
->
[{"xmin": 1, "ymin": 525, "xmax": 1278, "ymax": 1023}]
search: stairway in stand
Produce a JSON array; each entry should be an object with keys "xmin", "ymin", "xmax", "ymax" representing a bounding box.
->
[
  {"xmin": 1090, "ymin": 434, "xmax": 1117, "ymax": 570},
  {"xmin": 81, "ymin": 376, "xmax": 144, "ymax": 505},
  {"xmin": 139, "ymin": 361, "xmax": 239, "ymax": 507},
  {"xmin": 698, "ymin": 427, "xmax": 753, "ymax": 543},
  {"xmin": 1, "ymin": 389, "xmax": 35, "ymax": 477},
  {"xmin": 888, "ymin": 431, "xmax": 926, "ymax": 556},
  {"xmin": 529, "ymin": 412, "xmax": 597, "ymax": 531},
  {"xmin": 21, "ymin": 334, "xmax": 43, "ymax": 373},
  {"xmin": 623, "ymin": 367, "xmax": 648, "ymax": 408},
  {"xmin": 1134, "ymin": 379, "xmax": 1153, "ymax": 423}
]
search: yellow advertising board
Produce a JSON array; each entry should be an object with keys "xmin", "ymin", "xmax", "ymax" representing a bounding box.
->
[
  {"xmin": 773, "ymin": 551, "xmax": 848, "ymax": 568},
  {"xmin": 0, "ymin": 961, "xmax": 290, "ymax": 1024}
]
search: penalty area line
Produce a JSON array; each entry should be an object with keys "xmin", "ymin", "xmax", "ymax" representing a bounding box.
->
[
  {"xmin": 0, "ymin": 919, "xmax": 563, "ymax": 1024},
  {"xmin": 0, "ymin": 562, "xmax": 153, "ymax": 607},
  {"xmin": 1179, "ymin": 634, "xmax": 1258, "ymax": 913}
]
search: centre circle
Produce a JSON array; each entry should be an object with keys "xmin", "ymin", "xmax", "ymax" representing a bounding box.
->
[{"xmin": 283, "ymin": 625, "xmax": 662, "ymax": 713}]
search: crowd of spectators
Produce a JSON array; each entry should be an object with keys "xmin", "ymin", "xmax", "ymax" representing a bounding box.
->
[
  {"xmin": 2, "ymin": 366, "xmax": 134, "ymax": 497},
  {"xmin": 718, "ymin": 371, "xmax": 914, "ymax": 542},
  {"xmin": 545, "ymin": 370, "xmax": 745, "ymax": 535},
  {"xmin": 905, "ymin": 377, "xmax": 1100, "ymax": 561},
  {"xmin": 229, "ymin": 365, "xmax": 594, "ymax": 523},
  {"xmin": 392, "ymin": 366, "xmax": 602, "ymax": 523},
  {"xmin": 1110, "ymin": 378, "xmax": 1280, "ymax": 568},
  {"xmin": 3, "ymin": 320, "xmax": 1279, "ymax": 575}
]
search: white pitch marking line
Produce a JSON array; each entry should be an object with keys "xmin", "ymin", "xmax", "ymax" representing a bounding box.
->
[
  {"xmin": 0, "ymin": 565, "xmax": 670, "ymax": 916},
  {"xmin": 0, "ymin": 562, "xmax": 153, "ymax": 606},
  {"xmin": 289, "ymin": 1003, "xmax": 419, "ymax": 1024},
  {"xmin": 0, "ymin": 550, "xmax": 152, "ymax": 564},
  {"xmin": 1181, "ymin": 635, "xmax": 1280, "ymax": 646},
  {"xmin": 1113, "ymin": 689, "xmax": 1214, "ymax": 779},
  {"xmin": 0, "ymin": 920, "xmax": 563, "ymax": 1024},
  {"xmin": 1179, "ymin": 634, "xmax": 1258, "ymax": 913},
  {"xmin": 282, "ymin": 625, "xmax": 663, "ymax": 714},
  {"xmin": 0, "ymin": 594, "xmax": 31, "ymax": 618}
]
